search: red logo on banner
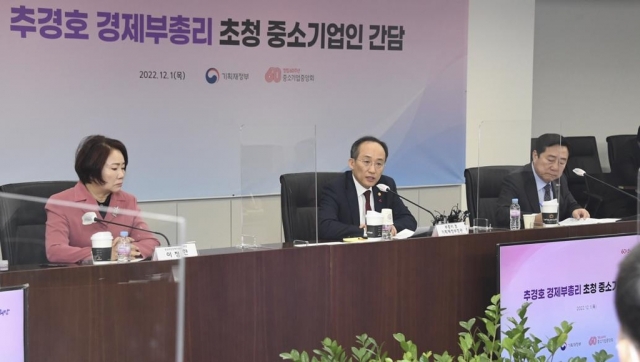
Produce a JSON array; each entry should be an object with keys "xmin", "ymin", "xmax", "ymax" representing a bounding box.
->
[{"xmin": 265, "ymin": 67, "xmax": 282, "ymax": 83}]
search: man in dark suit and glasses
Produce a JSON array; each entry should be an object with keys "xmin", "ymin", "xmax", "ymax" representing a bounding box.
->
[
  {"xmin": 318, "ymin": 136, "xmax": 417, "ymax": 240},
  {"xmin": 495, "ymin": 133, "xmax": 590, "ymax": 228}
]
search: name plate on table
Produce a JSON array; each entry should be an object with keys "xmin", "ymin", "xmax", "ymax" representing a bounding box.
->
[
  {"xmin": 432, "ymin": 222, "xmax": 468, "ymax": 237},
  {"xmin": 152, "ymin": 243, "xmax": 198, "ymax": 261}
]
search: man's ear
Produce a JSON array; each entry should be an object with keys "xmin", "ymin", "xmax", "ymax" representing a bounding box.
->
[
  {"xmin": 348, "ymin": 158, "xmax": 355, "ymax": 171},
  {"xmin": 532, "ymin": 150, "xmax": 538, "ymax": 161}
]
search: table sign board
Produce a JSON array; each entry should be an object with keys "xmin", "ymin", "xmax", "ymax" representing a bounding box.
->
[
  {"xmin": 152, "ymin": 242, "xmax": 198, "ymax": 261},
  {"xmin": 432, "ymin": 222, "xmax": 468, "ymax": 237},
  {"xmin": 0, "ymin": 283, "xmax": 28, "ymax": 362}
]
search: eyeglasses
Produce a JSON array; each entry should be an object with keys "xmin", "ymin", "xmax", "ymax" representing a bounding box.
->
[{"xmin": 356, "ymin": 159, "xmax": 385, "ymax": 170}]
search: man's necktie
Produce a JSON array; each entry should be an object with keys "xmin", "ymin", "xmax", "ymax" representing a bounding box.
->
[
  {"xmin": 364, "ymin": 190, "xmax": 372, "ymax": 212},
  {"xmin": 544, "ymin": 183, "xmax": 552, "ymax": 201}
]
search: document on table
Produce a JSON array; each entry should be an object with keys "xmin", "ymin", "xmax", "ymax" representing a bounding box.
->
[
  {"xmin": 393, "ymin": 226, "xmax": 433, "ymax": 239},
  {"xmin": 393, "ymin": 229, "xmax": 414, "ymax": 239},
  {"xmin": 559, "ymin": 218, "xmax": 620, "ymax": 226},
  {"xmin": 293, "ymin": 241, "xmax": 343, "ymax": 247}
]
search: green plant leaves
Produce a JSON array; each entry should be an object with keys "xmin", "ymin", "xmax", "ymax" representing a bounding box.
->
[
  {"xmin": 280, "ymin": 295, "xmax": 614, "ymax": 362},
  {"xmin": 593, "ymin": 349, "xmax": 615, "ymax": 362},
  {"xmin": 459, "ymin": 318, "xmax": 476, "ymax": 332}
]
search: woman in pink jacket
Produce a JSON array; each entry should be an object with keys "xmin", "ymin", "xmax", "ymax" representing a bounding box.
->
[{"xmin": 45, "ymin": 135, "xmax": 160, "ymax": 263}]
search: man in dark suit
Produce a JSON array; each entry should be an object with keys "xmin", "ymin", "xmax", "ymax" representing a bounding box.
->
[
  {"xmin": 495, "ymin": 133, "xmax": 590, "ymax": 228},
  {"xmin": 318, "ymin": 136, "xmax": 417, "ymax": 240}
]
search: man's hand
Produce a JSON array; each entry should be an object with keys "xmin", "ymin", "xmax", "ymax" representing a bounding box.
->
[
  {"xmin": 572, "ymin": 208, "xmax": 590, "ymax": 220},
  {"xmin": 535, "ymin": 213, "xmax": 543, "ymax": 223}
]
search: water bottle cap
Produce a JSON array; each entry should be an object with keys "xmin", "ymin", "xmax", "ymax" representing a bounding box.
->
[
  {"xmin": 120, "ymin": 231, "xmax": 129, "ymax": 238},
  {"xmin": 512, "ymin": 198, "xmax": 518, "ymax": 203}
]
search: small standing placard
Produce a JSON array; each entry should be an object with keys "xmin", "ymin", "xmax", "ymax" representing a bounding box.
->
[
  {"xmin": 152, "ymin": 242, "xmax": 198, "ymax": 261},
  {"xmin": 432, "ymin": 222, "xmax": 468, "ymax": 237}
]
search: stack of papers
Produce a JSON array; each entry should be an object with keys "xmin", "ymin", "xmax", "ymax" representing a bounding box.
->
[
  {"xmin": 558, "ymin": 218, "xmax": 620, "ymax": 226},
  {"xmin": 393, "ymin": 226, "xmax": 433, "ymax": 239}
]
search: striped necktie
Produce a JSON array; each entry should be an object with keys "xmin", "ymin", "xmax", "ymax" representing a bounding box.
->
[{"xmin": 544, "ymin": 183, "xmax": 552, "ymax": 201}]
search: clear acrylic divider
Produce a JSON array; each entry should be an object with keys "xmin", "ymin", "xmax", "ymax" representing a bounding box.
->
[
  {"xmin": 473, "ymin": 121, "xmax": 570, "ymax": 229},
  {"xmin": 238, "ymin": 124, "xmax": 317, "ymax": 247},
  {"xmin": 472, "ymin": 120, "xmax": 532, "ymax": 230},
  {"xmin": 541, "ymin": 132, "xmax": 566, "ymax": 227},
  {"xmin": 637, "ymin": 170, "xmax": 640, "ymax": 232},
  {"xmin": 474, "ymin": 123, "xmax": 569, "ymax": 230},
  {"xmin": 0, "ymin": 190, "xmax": 186, "ymax": 362}
]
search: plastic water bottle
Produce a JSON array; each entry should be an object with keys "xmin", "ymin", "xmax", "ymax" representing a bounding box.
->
[
  {"xmin": 381, "ymin": 224, "xmax": 392, "ymax": 241},
  {"xmin": 510, "ymin": 198, "xmax": 521, "ymax": 230},
  {"xmin": 117, "ymin": 231, "xmax": 131, "ymax": 263},
  {"xmin": 381, "ymin": 209, "xmax": 393, "ymax": 241}
]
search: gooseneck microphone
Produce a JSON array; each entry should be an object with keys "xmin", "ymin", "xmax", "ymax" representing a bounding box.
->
[
  {"xmin": 572, "ymin": 168, "xmax": 640, "ymax": 203},
  {"xmin": 82, "ymin": 212, "xmax": 171, "ymax": 246},
  {"xmin": 376, "ymin": 184, "xmax": 439, "ymax": 225}
]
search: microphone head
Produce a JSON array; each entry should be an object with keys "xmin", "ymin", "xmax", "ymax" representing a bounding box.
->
[
  {"xmin": 573, "ymin": 168, "xmax": 586, "ymax": 177},
  {"xmin": 82, "ymin": 212, "xmax": 98, "ymax": 225},
  {"xmin": 376, "ymin": 184, "xmax": 390, "ymax": 192}
]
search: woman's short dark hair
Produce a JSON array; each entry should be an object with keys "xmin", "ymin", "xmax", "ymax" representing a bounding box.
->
[
  {"xmin": 350, "ymin": 136, "xmax": 389, "ymax": 160},
  {"xmin": 615, "ymin": 242, "xmax": 640, "ymax": 346},
  {"xmin": 535, "ymin": 133, "xmax": 571, "ymax": 156},
  {"xmin": 75, "ymin": 135, "xmax": 128, "ymax": 185}
]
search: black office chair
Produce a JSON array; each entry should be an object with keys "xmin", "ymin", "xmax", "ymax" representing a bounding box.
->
[
  {"xmin": 464, "ymin": 166, "xmax": 520, "ymax": 228},
  {"xmin": 0, "ymin": 181, "xmax": 76, "ymax": 265},
  {"xmin": 564, "ymin": 136, "xmax": 605, "ymax": 208},
  {"xmin": 606, "ymin": 134, "xmax": 636, "ymax": 186},
  {"xmin": 279, "ymin": 172, "xmax": 342, "ymax": 243},
  {"xmin": 581, "ymin": 134, "xmax": 638, "ymax": 218}
]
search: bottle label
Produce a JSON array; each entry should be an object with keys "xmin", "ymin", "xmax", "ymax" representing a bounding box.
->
[
  {"xmin": 118, "ymin": 244, "xmax": 130, "ymax": 255},
  {"xmin": 510, "ymin": 210, "xmax": 520, "ymax": 218}
]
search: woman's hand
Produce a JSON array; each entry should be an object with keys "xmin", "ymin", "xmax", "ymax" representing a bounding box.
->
[
  {"xmin": 129, "ymin": 241, "xmax": 142, "ymax": 258},
  {"xmin": 110, "ymin": 237, "xmax": 122, "ymax": 261}
]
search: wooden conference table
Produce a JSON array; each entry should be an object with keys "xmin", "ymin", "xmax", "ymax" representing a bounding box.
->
[{"xmin": 0, "ymin": 221, "xmax": 637, "ymax": 362}]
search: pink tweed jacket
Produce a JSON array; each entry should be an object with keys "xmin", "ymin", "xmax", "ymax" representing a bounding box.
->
[{"xmin": 45, "ymin": 182, "xmax": 160, "ymax": 263}]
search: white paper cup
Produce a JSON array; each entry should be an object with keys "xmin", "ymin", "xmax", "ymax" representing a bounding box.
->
[
  {"xmin": 91, "ymin": 231, "xmax": 113, "ymax": 264},
  {"xmin": 381, "ymin": 208, "xmax": 393, "ymax": 225},
  {"xmin": 523, "ymin": 214, "xmax": 537, "ymax": 229}
]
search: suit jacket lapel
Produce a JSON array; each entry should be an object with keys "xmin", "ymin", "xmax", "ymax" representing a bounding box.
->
[
  {"xmin": 345, "ymin": 172, "xmax": 360, "ymax": 225},
  {"xmin": 552, "ymin": 179, "xmax": 560, "ymax": 199},
  {"xmin": 373, "ymin": 184, "xmax": 384, "ymax": 212},
  {"xmin": 73, "ymin": 182, "xmax": 102, "ymax": 216},
  {"xmin": 104, "ymin": 192, "xmax": 126, "ymax": 222},
  {"xmin": 523, "ymin": 167, "xmax": 541, "ymax": 213}
]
